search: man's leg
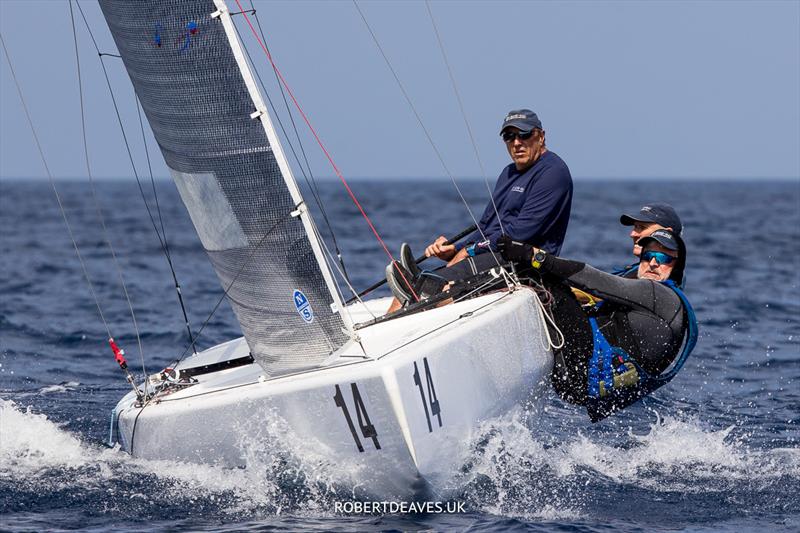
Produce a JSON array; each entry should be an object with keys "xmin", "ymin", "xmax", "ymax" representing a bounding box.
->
[
  {"xmin": 385, "ymin": 252, "xmax": 508, "ymax": 315},
  {"xmin": 435, "ymin": 252, "xmax": 507, "ymax": 281},
  {"xmin": 542, "ymin": 277, "xmax": 594, "ymax": 405}
]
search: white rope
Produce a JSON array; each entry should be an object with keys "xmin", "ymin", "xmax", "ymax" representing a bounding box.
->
[
  {"xmin": 529, "ymin": 282, "xmax": 565, "ymax": 351},
  {"xmin": 452, "ymin": 266, "xmax": 516, "ymax": 304}
]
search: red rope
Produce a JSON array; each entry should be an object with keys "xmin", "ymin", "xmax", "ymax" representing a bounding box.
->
[{"xmin": 231, "ymin": 0, "xmax": 418, "ymax": 302}]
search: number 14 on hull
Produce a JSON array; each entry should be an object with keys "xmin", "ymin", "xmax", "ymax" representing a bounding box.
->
[{"xmin": 333, "ymin": 357, "xmax": 444, "ymax": 453}]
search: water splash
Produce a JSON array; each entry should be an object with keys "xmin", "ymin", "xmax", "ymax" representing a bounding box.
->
[
  {"xmin": 1, "ymin": 400, "xmax": 359, "ymax": 519},
  {"xmin": 2, "ymin": 398, "xmax": 798, "ymax": 527},
  {"xmin": 456, "ymin": 405, "xmax": 800, "ymax": 521},
  {"xmin": 1, "ymin": 399, "xmax": 94, "ymax": 472}
]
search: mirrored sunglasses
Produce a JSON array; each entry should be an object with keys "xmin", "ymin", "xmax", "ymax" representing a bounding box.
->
[{"xmin": 640, "ymin": 250, "xmax": 675, "ymax": 265}]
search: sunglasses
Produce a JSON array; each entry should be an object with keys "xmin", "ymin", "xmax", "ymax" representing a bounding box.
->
[
  {"xmin": 640, "ymin": 250, "xmax": 675, "ymax": 265},
  {"xmin": 501, "ymin": 130, "xmax": 535, "ymax": 143}
]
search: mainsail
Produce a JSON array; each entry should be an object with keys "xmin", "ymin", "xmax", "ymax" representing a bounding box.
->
[{"xmin": 99, "ymin": 0, "xmax": 351, "ymax": 375}]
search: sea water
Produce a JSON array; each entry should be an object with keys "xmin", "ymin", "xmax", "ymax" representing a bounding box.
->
[{"xmin": 1, "ymin": 179, "xmax": 798, "ymax": 531}]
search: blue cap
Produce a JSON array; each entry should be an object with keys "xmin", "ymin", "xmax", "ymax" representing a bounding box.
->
[
  {"xmin": 500, "ymin": 109, "xmax": 542, "ymax": 134},
  {"xmin": 637, "ymin": 228, "xmax": 679, "ymax": 251},
  {"xmin": 620, "ymin": 202, "xmax": 683, "ymax": 235}
]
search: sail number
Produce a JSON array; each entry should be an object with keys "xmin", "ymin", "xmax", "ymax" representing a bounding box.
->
[
  {"xmin": 413, "ymin": 357, "xmax": 442, "ymax": 432},
  {"xmin": 333, "ymin": 383, "xmax": 381, "ymax": 452}
]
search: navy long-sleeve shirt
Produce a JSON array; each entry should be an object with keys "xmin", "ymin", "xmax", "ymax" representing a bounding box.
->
[{"xmin": 462, "ymin": 150, "xmax": 573, "ymax": 255}]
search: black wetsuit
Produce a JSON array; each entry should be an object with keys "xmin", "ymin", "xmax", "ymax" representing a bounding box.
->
[{"xmin": 537, "ymin": 255, "xmax": 686, "ymax": 405}]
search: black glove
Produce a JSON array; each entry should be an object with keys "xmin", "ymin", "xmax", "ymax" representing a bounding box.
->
[{"xmin": 497, "ymin": 234, "xmax": 533, "ymax": 265}]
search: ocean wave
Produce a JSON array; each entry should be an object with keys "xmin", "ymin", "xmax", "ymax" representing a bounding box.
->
[{"xmin": 37, "ymin": 382, "xmax": 82, "ymax": 395}]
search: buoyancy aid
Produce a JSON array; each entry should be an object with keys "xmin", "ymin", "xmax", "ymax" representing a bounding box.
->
[{"xmin": 585, "ymin": 280, "xmax": 698, "ymax": 422}]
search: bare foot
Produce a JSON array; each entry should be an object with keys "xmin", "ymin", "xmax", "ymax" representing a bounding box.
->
[{"xmin": 386, "ymin": 297, "xmax": 402, "ymax": 314}]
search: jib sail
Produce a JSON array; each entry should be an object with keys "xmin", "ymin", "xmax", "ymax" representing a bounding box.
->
[{"xmin": 99, "ymin": 0, "xmax": 351, "ymax": 375}]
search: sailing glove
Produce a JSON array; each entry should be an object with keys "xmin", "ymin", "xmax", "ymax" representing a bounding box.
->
[{"xmin": 497, "ymin": 234, "xmax": 533, "ymax": 265}]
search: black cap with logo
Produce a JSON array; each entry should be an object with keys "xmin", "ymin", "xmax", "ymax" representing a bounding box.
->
[
  {"xmin": 637, "ymin": 228, "xmax": 679, "ymax": 251},
  {"xmin": 500, "ymin": 109, "xmax": 542, "ymax": 134},
  {"xmin": 620, "ymin": 202, "xmax": 683, "ymax": 235},
  {"xmin": 637, "ymin": 228, "xmax": 687, "ymax": 286}
]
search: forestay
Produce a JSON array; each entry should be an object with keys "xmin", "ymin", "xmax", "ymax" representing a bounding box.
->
[{"xmin": 99, "ymin": 0, "xmax": 351, "ymax": 375}]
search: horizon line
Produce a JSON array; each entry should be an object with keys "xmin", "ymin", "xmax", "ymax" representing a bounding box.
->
[{"xmin": 2, "ymin": 175, "xmax": 799, "ymax": 183}]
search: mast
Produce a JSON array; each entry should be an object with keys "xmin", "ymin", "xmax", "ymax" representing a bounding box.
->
[{"xmin": 211, "ymin": 0, "xmax": 350, "ymax": 329}]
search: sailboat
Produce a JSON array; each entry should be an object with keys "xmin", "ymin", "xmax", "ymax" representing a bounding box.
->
[{"xmin": 101, "ymin": 0, "xmax": 555, "ymax": 498}]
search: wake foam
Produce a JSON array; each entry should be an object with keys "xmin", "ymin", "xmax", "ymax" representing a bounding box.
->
[
  {"xmin": 457, "ymin": 406, "xmax": 800, "ymax": 520},
  {"xmin": 554, "ymin": 413, "xmax": 799, "ymax": 491},
  {"xmin": 1, "ymin": 399, "xmax": 92, "ymax": 471},
  {"xmin": 1, "ymin": 398, "xmax": 798, "ymax": 521},
  {"xmin": 1, "ymin": 400, "xmax": 354, "ymax": 518},
  {"xmin": 37, "ymin": 381, "xmax": 81, "ymax": 394}
]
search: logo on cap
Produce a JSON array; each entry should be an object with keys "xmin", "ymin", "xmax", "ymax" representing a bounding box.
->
[{"xmin": 505, "ymin": 113, "xmax": 528, "ymax": 121}]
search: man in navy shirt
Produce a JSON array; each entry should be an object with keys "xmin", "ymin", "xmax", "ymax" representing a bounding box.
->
[
  {"xmin": 425, "ymin": 109, "xmax": 572, "ymax": 265},
  {"xmin": 386, "ymin": 109, "xmax": 573, "ymax": 308}
]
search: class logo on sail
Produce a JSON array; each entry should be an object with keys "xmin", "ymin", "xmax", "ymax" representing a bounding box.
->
[{"xmin": 293, "ymin": 290, "xmax": 314, "ymax": 324}]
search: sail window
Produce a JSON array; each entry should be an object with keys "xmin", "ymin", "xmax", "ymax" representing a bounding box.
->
[{"xmin": 170, "ymin": 168, "xmax": 248, "ymax": 251}]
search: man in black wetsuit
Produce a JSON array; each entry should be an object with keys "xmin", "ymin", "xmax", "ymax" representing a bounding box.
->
[{"xmin": 498, "ymin": 229, "xmax": 696, "ymax": 421}]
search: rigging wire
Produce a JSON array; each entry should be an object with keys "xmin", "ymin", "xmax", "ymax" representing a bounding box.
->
[
  {"xmin": 230, "ymin": 12, "xmax": 352, "ymax": 289},
  {"xmin": 0, "ymin": 32, "xmax": 111, "ymax": 338},
  {"xmin": 247, "ymin": 0, "xmax": 352, "ymax": 286},
  {"xmin": 311, "ymin": 219, "xmax": 378, "ymax": 323},
  {"xmin": 423, "ymin": 0, "xmax": 506, "ymax": 238},
  {"xmin": 75, "ymin": 0, "xmax": 198, "ymax": 351},
  {"xmin": 351, "ymin": 0, "xmax": 504, "ymax": 272},
  {"xmin": 229, "ymin": 0, "xmax": 420, "ymax": 303},
  {"xmin": 133, "ymin": 94, "xmax": 197, "ymax": 354},
  {"xmin": 68, "ymin": 0, "xmax": 148, "ymax": 382}
]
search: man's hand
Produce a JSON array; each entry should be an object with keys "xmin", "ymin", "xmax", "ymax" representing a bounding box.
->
[
  {"xmin": 446, "ymin": 247, "xmax": 469, "ymax": 266},
  {"xmin": 425, "ymin": 235, "xmax": 457, "ymax": 261},
  {"xmin": 497, "ymin": 234, "xmax": 533, "ymax": 265}
]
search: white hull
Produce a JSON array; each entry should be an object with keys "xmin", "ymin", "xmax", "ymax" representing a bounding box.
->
[{"xmin": 113, "ymin": 288, "xmax": 553, "ymax": 499}]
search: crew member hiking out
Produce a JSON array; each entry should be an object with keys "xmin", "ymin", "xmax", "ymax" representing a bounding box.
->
[
  {"xmin": 498, "ymin": 229, "xmax": 698, "ymax": 421},
  {"xmin": 613, "ymin": 202, "xmax": 684, "ymax": 279}
]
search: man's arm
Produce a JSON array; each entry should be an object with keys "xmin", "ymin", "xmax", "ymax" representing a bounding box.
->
[
  {"xmin": 487, "ymin": 163, "xmax": 572, "ymax": 250},
  {"xmin": 541, "ymin": 256, "xmax": 679, "ymax": 318},
  {"xmin": 427, "ymin": 187, "xmax": 496, "ymax": 260}
]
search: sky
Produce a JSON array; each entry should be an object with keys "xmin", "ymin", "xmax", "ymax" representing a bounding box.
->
[{"xmin": 1, "ymin": 0, "xmax": 798, "ymax": 181}]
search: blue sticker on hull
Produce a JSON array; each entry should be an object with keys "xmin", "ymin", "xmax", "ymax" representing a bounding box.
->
[{"xmin": 293, "ymin": 289, "xmax": 314, "ymax": 324}]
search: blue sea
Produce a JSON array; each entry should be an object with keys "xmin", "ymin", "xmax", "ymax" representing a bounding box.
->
[{"xmin": 1, "ymin": 178, "xmax": 798, "ymax": 532}]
